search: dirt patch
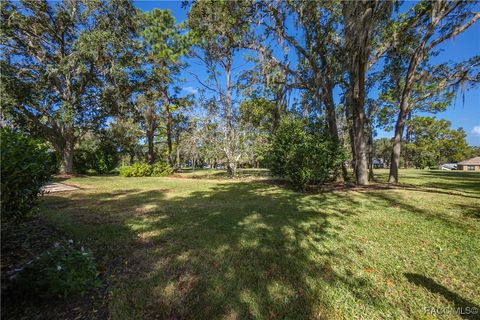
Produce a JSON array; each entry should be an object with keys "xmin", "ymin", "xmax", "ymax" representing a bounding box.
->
[{"xmin": 43, "ymin": 182, "xmax": 80, "ymax": 193}]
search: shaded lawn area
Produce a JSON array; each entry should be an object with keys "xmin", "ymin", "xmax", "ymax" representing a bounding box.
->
[
  {"xmin": 174, "ymin": 168, "xmax": 271, "ymax": 180},
  {"xmin": 374, "ymin": 169, "xmax": 480, "ymax": 197},
  {"xmin": 21, "ymin": 170, "xmax": 480, "ymax": 318}
]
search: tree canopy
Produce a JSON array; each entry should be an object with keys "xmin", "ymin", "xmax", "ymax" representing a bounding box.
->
[{"xmin": 1, "ymin": 0, "xmax": 478, "ymax": 183}]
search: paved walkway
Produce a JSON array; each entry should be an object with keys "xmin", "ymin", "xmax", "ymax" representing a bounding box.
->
[{"xmin": 42, "ymin": 182, "xmax": 79, "ymax": 193}]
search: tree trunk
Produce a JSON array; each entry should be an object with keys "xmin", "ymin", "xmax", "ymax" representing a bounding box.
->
[
  {"xmin": 224, "ymin": 56, "xmax": 236, "ymax": 177},
  {"xmin": 129, "ymin": 151, "xmax": 135, "ymax": 165},
  {"xmin": 403, "ymin": 110, "xmax": 412, "ymax": 169},
  {"xmin": 345, "ymin": 99, "xmax": 356, "ymax": 175},
  {"xmin": 348, "ymin": 55, "xmax": 369, "ymax": 185},
  {"xmin": 226, "ymin": 161, "xmax": 237, "ymax": 177},
  {"xmin": 388, "ymin": 16, "xmax": 434, "ymax": 182},
  {"xmin": 145, "ymin": 105, "xmax": 157, "ymax": 165},
  {"xmin": 367, "ymin": 125, "xmax": 374, "ymax": 181},
  {"xmin": 166, "ymin": 103, "xmax": 174, "ymax": 166},
  {"xmin": 366, "ymin": 101, "xmax": 375, "ymax": 181},
  {"xmin": 342, "ymin": 1, "xmax": 377, "ymax": 185},
  {"xmin": 388, "ymin": 99, "xmax": 408, "ymax": 183},
  {"xmin": 175, "ymin": 131, "xmax": 180, "ymax": 168},
  {"xmin": 146, "ymin": 127, "xmax": 155, "ymax": 164},
  {"xmin": 352, "ymin": 98, "xmax": 368, "ymax": 185},
  {"xmin": 323, "ymin": 79, "xmax": 345, "ymax": 182},
  {"xmin": 389, "ymin": 53, "xmax": 421, "ymax": 183},
  {"xmin": 59, "ymin": 138, "xmax": 74, "ymax": 174}
]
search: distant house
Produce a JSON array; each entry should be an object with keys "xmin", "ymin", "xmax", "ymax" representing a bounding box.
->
[
  {"xmin": 440, "ymin": 163, "xmax": 457, "ymax": 170},
  {"xmin": 457, "ymin": 157, "xmax": 480, "ymax": 172}
]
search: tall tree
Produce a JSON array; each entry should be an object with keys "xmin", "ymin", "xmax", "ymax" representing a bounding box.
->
[
  {"xmin": 134, "ymin": 8, "xmax": 189, "ymax": 165},
  {"xmin": 109, "ymin": 117, "xmax": 142, "ymax": 165},
  {"xmin": 1, "ymin": 0, "xmax": 136, "ymax": 173},
  {"xmin": 342, "ymin": 0, "xmax": 394, "ymax": 185},
  {"xmin": 250, "ymin": 0, "xmax": 348, "ymax": 180},
  {"xmin": 134, "ymin": 93, "xmax": 159, "ymax": 164},
  {"xmin": 407, "ymin": 116, "xmax": 471, "ymax": 168},
  {"xmin": 378, "ymin": 56, "xmax": 479, "ymax": 168},
  {"xmin": 387, "ymin": 0, "xmax": 479, "ymax": 183},
  {"xmin": 161, "ymin": 94, "xmax": 192, "ymax": 167},
  {"xmin": 238, "ymin": 64, "xmax": 287, "ymax": 134},
  {"xmin": 187, "ymin": 0, "xmax": 255, "ymax": 177}
]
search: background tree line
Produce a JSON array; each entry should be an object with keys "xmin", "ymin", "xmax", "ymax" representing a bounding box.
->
[{"xmin": 1, "ymin": 0, "xmax": 479, "ymax": 188}]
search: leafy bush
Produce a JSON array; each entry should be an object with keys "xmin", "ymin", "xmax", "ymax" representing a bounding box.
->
[
  {"xmin": 119, "ymin": 165, "xmax": 134, "ymax": 177},
  {"xmin": 132, "ymin": 163, "xmax": 153, "ymax": 176},
  {"xmin": 119, "ymin": 162, "xmax": 172, "ymax": 177},
  {"xmin": 267, "ymin": 116, "xmax": 344, "ymax": 191},
  {"xmin": 1, "ymin": 129, "xmax": 53, "ymax": 220},
  {"xmin": 74, "ymin": 135, "xmax": 119, "ymax": 174},
  {"xmin": 151, "ymin": 162, "xmax": 174, "ymax": 177},
  {"xmin": 119, "ymin": 163, "xmax": 151, "ymax": 177},
  {"xmin": 15, "ymin": 241, "xmax": 100, "ymax": 298}
]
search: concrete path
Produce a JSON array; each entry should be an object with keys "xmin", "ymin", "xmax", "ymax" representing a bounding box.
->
[{"xmin": 42, "ymin": 182, "xmax": 79, "ymax": 193}]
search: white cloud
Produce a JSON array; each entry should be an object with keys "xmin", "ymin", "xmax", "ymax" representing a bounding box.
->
[
  {"xmin": 182, "ymin": 86, "xmax": 198, "ymax": 95},
  {"xmin": 471, "ymin": 126, "xmax": 480, "ymax": 136}
]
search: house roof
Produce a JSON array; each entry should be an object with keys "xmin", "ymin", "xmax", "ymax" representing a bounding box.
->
[{"xmin": 458, "ymin": 156, "xmax": 480, "ymax": 165}]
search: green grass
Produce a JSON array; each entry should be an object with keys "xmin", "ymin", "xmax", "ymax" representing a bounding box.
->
[
  {"xmin": 174, "ymin": 168, "xmax": 271, "ymax": 179},
  {"xmin": 375, "ymin": 169, "xmax": 480, "ymax": 196},
  {"xmin": 41, "ymin": 169, "xmax": 480, "ymax": 319}
]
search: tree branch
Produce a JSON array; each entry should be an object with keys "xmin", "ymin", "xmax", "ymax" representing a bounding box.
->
[
  {"xmin": 184, "ymin": 69, "xmax": 218, "ymax": 93},
  {"xmin": 426, "ymin": 12, "xmax": 480, "ymax": 52}
]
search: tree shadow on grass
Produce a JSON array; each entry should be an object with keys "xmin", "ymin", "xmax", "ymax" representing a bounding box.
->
[
  {"xmin": 359, "ymin": 189, "xmax": 479, "ymax": 230},
  {"xmin": 390, "ymin": 184, "xmax": 480, "ymax": 200},
  {"xmin": 138, "ymin": 184, "xmax": 395, "ymax": 319},
  {"xmin": 30, "ymin": 172, "xmax": 480, "ymax": 319},
  {"xmin": 398, "ymin": 170, "xmax": 479, "ymax": 197},
  {"xmin": 35, "ymin": 182, "xmax": 391, "ymax": 319},
  {"xmin": 456, "ymin": 204, "xmax": 480, "ymax": 219},
  {"xmin": 404, "ymin": 273, "xmax": 480, "ymax": 320},
  {"xmin": 115, "ymin": 184, "xmax": 340, "ymax": 319}
]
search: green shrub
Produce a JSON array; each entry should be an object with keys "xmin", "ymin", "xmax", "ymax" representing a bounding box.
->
[
  {"xmin": 151, "ymin": 162, "xmax": 173, "ymax": 177},
  {"xmin": 119, "ymin": 162, "xmax": 173, "ymax": 177},
  {"xmin": 267, "ymin": 116, "xmax": 344, "ymax": 191},
  {"xmin": 74, "ymin": 135, "xmax": 119, "ymax": 174},
  {"xmin": 73, "ymin": 147, "xmax": 95, "ymax": 174},
  {"xmin": 119, "ymin": 165, "xmax": 133, "ymax": 177},
  {"xmin": 1, "ymin": 129, "xmax": 53, "ymax": 220},
  {"xmin": 15, "ymin": 241, "xmax": 100, "ymax": 298},
  {"xmin": 121, "ymin": 163, "xmax": 152, "ymax": 177},
  {"xmin": 131, "ymin": 163, "xmax": 153, "ymax": 176}
]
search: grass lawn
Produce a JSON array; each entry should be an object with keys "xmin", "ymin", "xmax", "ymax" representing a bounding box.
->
[
  {"xmin": 35, "ymin": 169, "xmax": 480, "ymax": 319},
  {"xmin": 174, "ymin": 168, "xmax": 271, "ymax": 179}
]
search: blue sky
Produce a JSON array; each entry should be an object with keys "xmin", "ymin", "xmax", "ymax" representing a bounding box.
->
[
  {"xmin": 429, "ymin": 26, "xmax": 480, "ymax": 147},
  {"xmin": 134, "ymin": 1, "xmax": 480, "ymax": 146}
]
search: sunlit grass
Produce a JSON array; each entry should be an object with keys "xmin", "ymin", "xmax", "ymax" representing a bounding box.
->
[
  {"xmin": 173, "ymin": 168, "xmax": 271, "ymax": 179},
  {"xmin": 42, "ymin": 169, "xmax": 480, "ymax": 319}
]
